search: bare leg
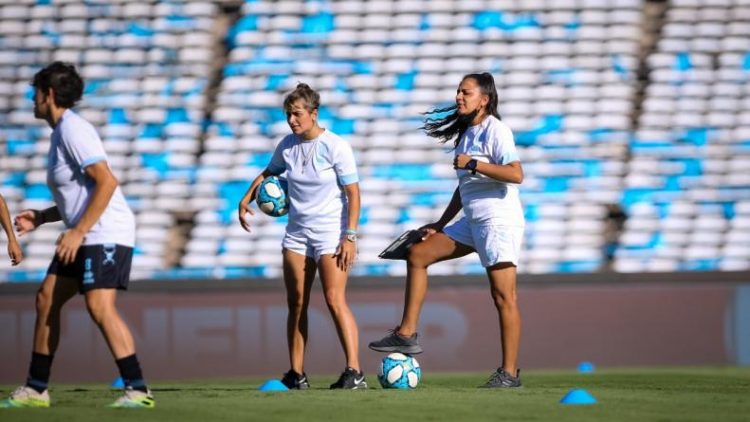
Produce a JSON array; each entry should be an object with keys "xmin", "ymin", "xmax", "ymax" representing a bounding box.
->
[
  {"xmin": 398, "ymin": 233, "xmax": 473, "ymax": 336},
  {"xmin": 33, "ymin": 274, "xmax": 78, "ymax": 355},
  {"xmin": 318, "ymin": 254, "xmax": 360, "ymax": 371},
  {"xmin": 282, "ymin": 249, "xmax": 316, "ymax": 374},
  {"xmin": 84, "ymin": 289, "xmax": 136, "ymax": 359},
  {"xmin": 486, "ymin": 263, "xmax": 521, "ymax": 375}
]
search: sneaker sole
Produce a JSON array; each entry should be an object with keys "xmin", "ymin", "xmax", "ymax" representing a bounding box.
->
[
  {"xmin": 0, "ymin": 400, "xmax": 50, "ymax": 408},
  {"xmin": 367, "ymin": 344, "xmax": 423, "ymax": 354}
]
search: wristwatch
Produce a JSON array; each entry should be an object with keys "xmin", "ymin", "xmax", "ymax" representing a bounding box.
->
[
  {"xmin": 345, "ymin": 230, "xmax": 357, "ymax": 242},
  {"xmin": 465, "ymin": 159, "xmax": 478, "ymax": 175}
]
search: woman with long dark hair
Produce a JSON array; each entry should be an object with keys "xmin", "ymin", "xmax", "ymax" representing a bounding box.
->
[{"xmin": 370, "ymin": 73, "xmax": 526, "ymax": 388}]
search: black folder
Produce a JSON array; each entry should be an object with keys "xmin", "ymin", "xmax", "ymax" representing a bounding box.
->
[{"xmin": 378, "ymin": 230, "xmax": 423, "ymax": 260}]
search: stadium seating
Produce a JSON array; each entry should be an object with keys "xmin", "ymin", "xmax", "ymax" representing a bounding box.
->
[{"xmin": 0, "ymin": 0, "xmax": 748, "ymax": 282}]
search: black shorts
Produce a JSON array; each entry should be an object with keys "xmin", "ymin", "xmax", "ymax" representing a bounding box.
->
[{"xmin": 47, "ymin": 244, "xmax": 134, "ymax": 294}]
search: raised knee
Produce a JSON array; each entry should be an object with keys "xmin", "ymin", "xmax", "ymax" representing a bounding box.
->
[
  {"xmin": 406, "ymin": 244, "xmax": 431, "ymax": 267},
  {"xmin": 492, "ymin": 290, "xmax": 517, "ymax": 310}
]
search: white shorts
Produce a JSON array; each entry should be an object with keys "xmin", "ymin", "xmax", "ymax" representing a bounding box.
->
[
  {"xmin": 282, "ymin": 224, "xmax": 342, "ymax": 261},
  {"xmin": 443, "ymin": 217, "xmax": 524, "ymax": 267}
]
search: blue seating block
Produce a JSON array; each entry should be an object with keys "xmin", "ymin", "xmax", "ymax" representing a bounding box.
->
[
  {"xmin": 140, "ymin": 124, "xmax": 163, "ymax": 139},
  {"xmin": 7, "ymin": 140, "xmax": 35, "ymax": 156},
  {"xmin": 543, "ymin": 177, "xmax": 569, "ymax": 193},
  {"xmin": 109, "ymin": 108, "xmax": 129, "ymax": 124},
  {"xmin": 395, "ymin": 71, "xmax": 416, "ymax": 90},
  {"xmin": 25, "ymin": 184, "xmax": 52, "ymax": 200},
  {"xmin": 266, "ymin": 74, "xmax": 289, "ymax": 90},
  {"xmin": 166, "ymin": 108, "xmax": 190, "ymax": 124},
  {"xmin": 681, "ymin": 259, "xmax": 719, "ymax": 271},
  {"xmin": 302, "ymin": 12, "xmax": 334, "ymax": 33},
  {"xmin": 372, "ymin": 164, "xmax": 432, "ymax": 181},
  {"xmin": 3, "ymin": 172, "xmax": 25, "ymax": 187},
  {"xmin": 128, "ymin": 22, "xmax": 155, "ymax": 37},
  {"xmin": 674, "ymin": 52, "xmax": 692, "ymax": 71},
  {"xmin": 332, "ymin": 118, "xmax": 355, "ymax": 135},
  {"xmin": 472, "ymin": 10, "xmax": 540, "ymax": 31},
  {"xmin": 226, "ymin": 15, "xmax": 258, "ymax": 47},
  {"xmin": 557, "ymin": 260, "xmax": 601, "ymax": 273},
  {"xmin": 141, "ymin": 153, "xmax": 170, "ymax": 176}
]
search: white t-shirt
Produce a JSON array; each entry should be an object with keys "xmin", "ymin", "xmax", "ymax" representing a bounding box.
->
[
  {"xmin": 47, "ymin": 109, "xmax": 136, "ymax": 247},
  {"xmin": 267, "ymin": 129, "xmax": 359, "ymax": 229},
  {"xmin": 454, "ymin": 115, "xmax": 525, "ymax": 227}
]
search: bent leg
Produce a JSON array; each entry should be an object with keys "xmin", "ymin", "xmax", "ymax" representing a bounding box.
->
[
  {"xmin": 84, "ymin": 289, "xmax": 135, "ymax": 358},
  {"xmin": 318, "ymin": 254, "xmax": 360, "ymax": 371},
  {"xmin": 399, "ymin": 233, "xmax": 473, "ymax": 336},
  {"xmin": 33, "ymin": 274, "xmax": 78, "ymax": 355},
  {"xmin": 283, "ymin": 249, "xmax": 316, "ymax": 374},
  {"xmin": 23, "ymin": 274, "xmax": 78, "ymax": 393},
  {"xmin": 487, "ymin": 263, "xmax": 521, "ymax": 375}
]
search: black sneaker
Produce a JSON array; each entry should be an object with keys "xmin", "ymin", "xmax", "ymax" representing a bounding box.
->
[
  {"xmin": 329, "ymin": 367, "xmax": 367, "ymax": 389},
  {"xmin": 281, "ymin": 369, "xmax": 310, "ymax": 390},
  {"xmin": 480, "ymin": 368, "xmax": 522, "ymax": 388},
  {"xmin": 368, "ymin": 328, "xmax": 423, "ymax": 354}
]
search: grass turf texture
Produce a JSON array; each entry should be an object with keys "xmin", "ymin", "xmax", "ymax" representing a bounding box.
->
[{"xmin": 1, "ymin": 367, "xmax": 748, "ymax": 421}]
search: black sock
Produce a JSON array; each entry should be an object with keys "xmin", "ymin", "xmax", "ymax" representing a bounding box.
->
[
  {"xmin": 115, "ymin": 354, "xmax": 148, "ymax": 393},
  {"xmin": 26, "ymin": 352, "xmax": 53, "ymax": 393}
]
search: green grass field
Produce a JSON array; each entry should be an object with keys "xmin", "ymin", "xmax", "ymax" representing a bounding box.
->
[{"xmin": 2, "ymin": 367, "xmax": 749, "ymax": 421}]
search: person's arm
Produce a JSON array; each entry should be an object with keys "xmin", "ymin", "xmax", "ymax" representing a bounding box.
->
[
  {"xmin": 238, "ymin": 168, "xmax": 274, "ymax": 232},
  {"xmin": 419, "ymin": 187, "xmax": 463, "ymax": 240},
  {"xmin": 336, "ymin": 182, "xmax": 360, "ymax": 271},
  {"xmin": 454, "ymin": 154, "xmax": 524, "ymax": 184},
  {"xmin": 0, "ymin": 195, "xmax": 23, "ymax": 265},
  {"xmin": 55, "ymin": 161, "xmax": 118, "ymax": 265},
  {"xmin": 14, "ymin": 206, "xmax": 61, "ymax": 236}
]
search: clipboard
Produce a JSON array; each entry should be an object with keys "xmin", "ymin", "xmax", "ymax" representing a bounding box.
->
[{"xmin": 378, "ymin": 230, "xmax": 423, "ymax": 260}]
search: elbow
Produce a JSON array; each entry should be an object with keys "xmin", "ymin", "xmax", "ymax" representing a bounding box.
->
[
  {"xmin": 513, "ymin": 172, "xmax": 524, "ymax": 185},
  {"xmin": 104, "ymin": 174, "xmax": 120, "ymax": 194}
]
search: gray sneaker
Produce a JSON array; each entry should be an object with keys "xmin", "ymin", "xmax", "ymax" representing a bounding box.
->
[
  {"xmin": 368, "ymin": 328, "xmax": 423, "ymax": 354},
  {"xmin": 480, "ymin": 368, "xmax": 522, "ymax": 388}
]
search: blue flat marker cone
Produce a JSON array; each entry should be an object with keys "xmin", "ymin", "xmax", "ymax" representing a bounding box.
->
[
  {"xmin": 110, "ymin": 376, "xmax": 125, "ymax": 389},
  {"xmin": 560, "ymin": 388, "xmax": 597, "ymax": 405},
  {"xmin": 577, "ymin": 361, "xmax": 596, "ymax": 373},
  {"xmin": 258, "ymin": 379, "xmax": 289, "ymax": 392}
]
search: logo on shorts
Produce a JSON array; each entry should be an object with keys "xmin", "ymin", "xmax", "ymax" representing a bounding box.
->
[
  {"xmin": 103, "ymin": 245, "xmax": 116, "ymax": 266},
  {"xmin": 83, "ymin": 258, "xmax": 94, "ymax": 284}
]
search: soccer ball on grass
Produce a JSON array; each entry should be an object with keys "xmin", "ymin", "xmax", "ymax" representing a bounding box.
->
[{"xmin": 378, "ymin": 353, "xmax": 421, "ymax": 389}]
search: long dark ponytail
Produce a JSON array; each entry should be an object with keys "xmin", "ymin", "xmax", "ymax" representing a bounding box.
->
[{"xmin": 422, "ymin": 72, "xmax": 500, "ymax": 148}]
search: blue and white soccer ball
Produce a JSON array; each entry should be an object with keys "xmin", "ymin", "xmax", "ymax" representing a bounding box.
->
[
  {"xmin": 378, "ymin": 353, "xmax": 421, "ymax": 389},
  {"xmin": 256, "ymin": 176, "xmax": 289, "ymax": 217}
]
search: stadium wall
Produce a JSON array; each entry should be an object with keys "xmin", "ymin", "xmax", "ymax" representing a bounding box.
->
[{"xmin": 1, "ymin": 272, "xmax": 748, "ymax": 383}]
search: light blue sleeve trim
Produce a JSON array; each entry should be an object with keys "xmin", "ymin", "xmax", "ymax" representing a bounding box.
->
[
  {"xmin": 501, "ymin": 151, "xmax": 520, "ymax": 165},
  {"xmin": 339, "ymin": 173, "xmax": 359, "ymax": 185},
  {"xmin": 80, "ymin": 156, "xmax": 106, "ymax": 171}
]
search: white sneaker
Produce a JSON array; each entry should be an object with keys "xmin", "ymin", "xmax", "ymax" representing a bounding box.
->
[
  {"xmin": 0, "ymin": 385, "xmax": 50, "ymax": 408},
  {"xmin": 109, "ymin": 387, "xmax": 155, "ymax": 408}
]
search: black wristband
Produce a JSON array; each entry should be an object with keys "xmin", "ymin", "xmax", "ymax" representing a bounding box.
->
[
  {"xmin": 36, "ymin": 209, "xmax": 46, "ymax": 225},
  {"xmin": 466, "ymin": 159, "xmax": 478, "ymax": 175}
]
